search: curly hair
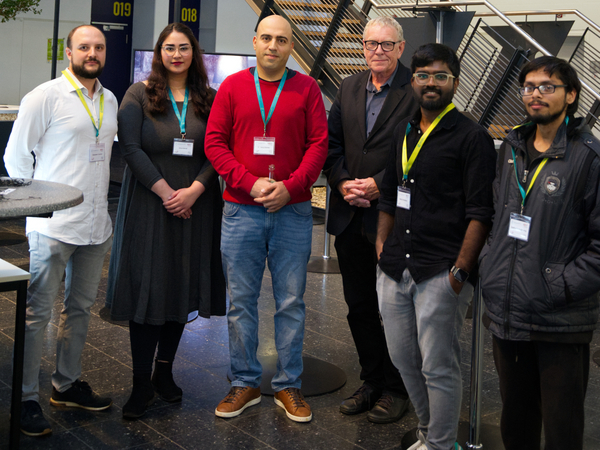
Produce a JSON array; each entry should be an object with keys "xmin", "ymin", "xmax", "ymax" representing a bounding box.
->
[{"xmin": 146, "ymin": 23, "xmax": 213, "ymax": 118}]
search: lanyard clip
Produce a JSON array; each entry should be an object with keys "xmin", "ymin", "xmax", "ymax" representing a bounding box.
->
[
  {"xmin": 263, "ymin": 126, "xmax": 266, "ymax": 138},
  {"xmin": 181, "ymin": 133, "xmax": 186, "ymax": 140}
]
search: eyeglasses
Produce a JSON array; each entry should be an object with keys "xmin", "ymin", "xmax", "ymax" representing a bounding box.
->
[
  {"xmin": 518, "ymin": 84, "xmax": 567, "ymax": 96},
  {"xmin": 363, "ymin": 40, "xmax": 400, "ymax": 52},
  {"xmin": 161, "ymin": 45, "xmax": 192, "ymax": 56},
  {"xmin": 412, "ymin": 72, "xmax": 456, "ymax": 86}
]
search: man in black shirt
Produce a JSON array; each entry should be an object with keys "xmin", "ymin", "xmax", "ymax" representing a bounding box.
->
[
  {"xmin": 375, "ymin": 44, "xmax": 495, "ymax": 450},
  {"xmin": 480, "ymin": 57, "xmax": 600, "ymax": 450}
]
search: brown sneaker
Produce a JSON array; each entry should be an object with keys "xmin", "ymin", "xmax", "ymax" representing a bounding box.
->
[
  {"xmin": 215, "ymin": 386, "xmax": 261, "ymax": 418},
  {"xmin": 274, "ymin": 388, "xmax": 312, "ymax": 422}
]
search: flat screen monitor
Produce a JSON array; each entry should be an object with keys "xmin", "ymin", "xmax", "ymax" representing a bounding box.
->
[{"xmin": 133, "ymin": 51, "xmax": 257, "ymax": 90}]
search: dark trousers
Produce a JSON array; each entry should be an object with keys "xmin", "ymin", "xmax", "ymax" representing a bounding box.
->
[
  {"xmin": 334, "ymin": 214, "xmax": 407, "ymax": 397},
  {"xmin": 493, "ymin": 336, "xmax": 589, "ymax": 450}
]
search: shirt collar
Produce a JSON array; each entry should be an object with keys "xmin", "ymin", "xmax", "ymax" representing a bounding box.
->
[
  {"xmin": 366, "ymin": 63, "xmax": 399, "ymax": 94},
  {"xmin": 409, "ymin": 105, "xmax": 459, "ymax": 131},
  {"xmin": 63, "ymin": 68, "xmax": 103, "ymax": 98}
]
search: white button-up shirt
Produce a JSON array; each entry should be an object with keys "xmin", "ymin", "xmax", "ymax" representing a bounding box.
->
[{"xmin": 4, "ymin": 68, "xmax": 118, "ymax": 245}]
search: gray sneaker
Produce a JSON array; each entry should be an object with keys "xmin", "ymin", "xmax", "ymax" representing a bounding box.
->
[{"xmin": 20, "ymin": 400, "xmax": 52, "ymax": 436}]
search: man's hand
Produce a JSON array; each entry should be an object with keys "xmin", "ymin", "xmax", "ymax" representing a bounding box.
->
[
  {"xmin": 339, "ymin": 177, "xmax": 379, "ymax": 208},
  {"xmin": 251, "ymin": 177, "xmax": 276, "ymax": 198},
  {"xmin": 254, "ymin": 181, "xmax": 291, "ymax": 213},
  {"xmin": 449, "ymin": 272, "xmax": 464, "ymax": 295}
]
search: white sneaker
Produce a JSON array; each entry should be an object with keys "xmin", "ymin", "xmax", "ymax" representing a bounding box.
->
[{"xmin": 406, "ymin": 430, "xmax": 428, "ymax": 450}]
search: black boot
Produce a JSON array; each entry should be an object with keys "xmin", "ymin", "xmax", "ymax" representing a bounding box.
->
[
  {"xmin": 151, "ymin": 359, "xmax": 183, "ymax": 402},
  {"xmin": 123, "ymin": 375, "xmax": 156, "ymax": 419}
]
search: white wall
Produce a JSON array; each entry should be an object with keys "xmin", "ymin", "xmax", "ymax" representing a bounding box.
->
[{"xmin": 0, "ymin": 0, "xmax": 91, "ymax": 105}]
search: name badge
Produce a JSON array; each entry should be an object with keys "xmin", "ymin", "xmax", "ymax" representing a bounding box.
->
[
  {"xmin": 508, "ymin": 212, "xmax": 531, "ymax": 241},
  {"xmin": 254, "ymin": 137, "xmax": 275, "ymax": 155},
  {"xmin": 396, "ymin": 186, "xmax": 411, "ymax": 210},
  {"xmin": 173, "ymin": 138, "xmax": 194, "ymax": 157},
  {"xmin": 89, "ymin": 143, "xmax": 105, "ymax": 162}
]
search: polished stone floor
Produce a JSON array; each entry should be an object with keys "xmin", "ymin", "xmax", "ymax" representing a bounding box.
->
[{"xmin": 2, "ymin": 207, "xmax": 600, "ymax": 450}]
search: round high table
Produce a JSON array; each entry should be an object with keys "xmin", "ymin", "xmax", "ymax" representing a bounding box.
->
[{"xmin": 0, "ymin": 180, "xmax": 83, "ymax": 450}]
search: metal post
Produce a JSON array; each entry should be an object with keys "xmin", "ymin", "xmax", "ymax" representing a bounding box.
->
[
  {"xmin": 306, "ymin": 184, "xmax": 340, "ymax": 273},
  {"xmin": 173, "ymin": 0, "xmax": 182, "ymax": 23},
  {"xmin": 436, "ymin": 11, "xmax": 444, "ymax": 43},
  {"xmin": 51, "ymin": 0, "xmax": 60, "ymax": 79},
  {"xmin": 322, "ymin": 185, "xmax": 332, "ymax": 258},
  {"xmin": 466, "ymin": 278, "xmax": 484, "ymax": 449}
]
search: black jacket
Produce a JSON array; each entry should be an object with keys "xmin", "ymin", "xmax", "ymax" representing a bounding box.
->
[
  {"xmin": 324, "ymin": 63, "xmax": 417, "ymax": 243},
  {"xmin": 480, "ymin": 118, "xmax": 600, "ymax": 340}
]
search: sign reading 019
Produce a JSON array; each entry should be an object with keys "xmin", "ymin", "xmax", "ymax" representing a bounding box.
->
[{"xmin": 113, "ymin": 2, "xmax": 132, "ymax": 16}]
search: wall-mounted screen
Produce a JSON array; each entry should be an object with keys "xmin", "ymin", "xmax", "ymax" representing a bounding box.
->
[{"xmin": 133, "ymin": 51, "xmax": 257, "ymax": 90}]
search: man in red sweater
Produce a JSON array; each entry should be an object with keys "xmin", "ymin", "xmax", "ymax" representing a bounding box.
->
[{"xmin": 205, "ymin": 15, "xmax": 328, "ymax": 423}]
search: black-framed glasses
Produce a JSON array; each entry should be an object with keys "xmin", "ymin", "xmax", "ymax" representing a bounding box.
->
[
  {"xmin": 412, "ymin": 72, "xmax": 456, "ymax": 86},
  {"xmin": 363, "ymin": 40, "xmax": 400, "ymax": 52},
  {"xmin": 519, "ymin": 84, "xmax": 568, "ymax": 96},
  {"xmin": 161, "ymin": 45, "xmax": 192, "ymax": 56}
]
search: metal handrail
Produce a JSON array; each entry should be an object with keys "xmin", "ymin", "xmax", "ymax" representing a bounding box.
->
[
  {"xmin": 474, "ymin": 10, "xmax": 600, "ymax": 35},
  {"xmin": 368, "ymin": 0, "xmax": 600, "ymax": 103}
]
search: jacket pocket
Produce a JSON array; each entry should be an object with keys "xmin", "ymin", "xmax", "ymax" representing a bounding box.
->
[{"xmin": 542, "ymin": 262, "xmax": 568, "ymax": 309}]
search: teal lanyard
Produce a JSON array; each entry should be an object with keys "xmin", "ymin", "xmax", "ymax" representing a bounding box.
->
[
  {"xmin": 168, "ymin": 87, "xmax": 189, "ymax": 138},
  {"xmin": 510, "ymin": 116, "xmax": 569, "ymax": 213},
  {"xmin": 254, "ymin": 68, "xmax": 287, "ymax": 137}
]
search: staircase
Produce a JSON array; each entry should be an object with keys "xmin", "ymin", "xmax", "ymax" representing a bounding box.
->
[{"xmin": 245, "ymin": 0, "xmax": 600, "ymax": 139}]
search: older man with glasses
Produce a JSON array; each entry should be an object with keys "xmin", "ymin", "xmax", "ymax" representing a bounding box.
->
[{"xmin": 324, "ymin": 16, "xmax": 417, "ymax": 424}]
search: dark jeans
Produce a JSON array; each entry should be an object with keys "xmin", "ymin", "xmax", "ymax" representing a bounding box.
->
[
  {"xmin": 334, "ymin": 214, "xmax": 407, "ymax": 397},
  {"xmin": 493, "ymin": 336, "xmax": 589, "ymax": 450}
]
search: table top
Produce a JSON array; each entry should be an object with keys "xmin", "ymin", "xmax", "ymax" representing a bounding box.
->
[
  {"xmin": 0, "ymin": 179, "xmax": 83, "ymax": 218},
  {"xmin": 0, "ymin": 258, "xmax": 30, "ymax": 282}
]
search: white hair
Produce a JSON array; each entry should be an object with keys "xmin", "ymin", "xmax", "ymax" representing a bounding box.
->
[{"xmin": 363, "ymin": 17, "xmax": 404, "ymax": 42}]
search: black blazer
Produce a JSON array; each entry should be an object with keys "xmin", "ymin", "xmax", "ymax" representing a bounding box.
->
[{"xmin": 323, "ymin": 63, "xmax": 418, "ymax": 243}]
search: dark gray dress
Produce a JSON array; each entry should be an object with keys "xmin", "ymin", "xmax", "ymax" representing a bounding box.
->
[{"xmin": 107, "ymin": 82, "xmax": 226, "ymax": 324}]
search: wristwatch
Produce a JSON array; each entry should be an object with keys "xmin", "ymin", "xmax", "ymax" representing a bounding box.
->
[{"xmin": 450, "ymin": 265, "xmax": 469, "ymax": 283}]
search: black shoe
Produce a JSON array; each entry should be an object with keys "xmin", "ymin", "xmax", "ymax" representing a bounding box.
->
[
  {"xmin": 20, "ymin": 400, "xmax": 52, "ymax": 436},
  {"xmin": 151, "ymin": 359, "xmax": 182, "ymax": 402},
  {"xmin": 50, "ymin": 380, "xmax": 112, "ymax": 411},
  {"xmin": 367, "ymin": 393, "xmax": 409, "ymax": 424},
  {"xmin": 123, "ymin": 376, "xmax": 156, "ymax": 419},
  {"xmin": 339, "ymin": 384, "xmax": 381, "ymax": 415}
]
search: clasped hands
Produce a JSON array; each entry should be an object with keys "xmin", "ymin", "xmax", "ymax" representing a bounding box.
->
[
  {"xmin": 339, "ymin": 177, "xmax": 379, "ymax": 208},
  {"xmin": 252, "ymin": 177, "xmax": 291, "ymax": 213}
]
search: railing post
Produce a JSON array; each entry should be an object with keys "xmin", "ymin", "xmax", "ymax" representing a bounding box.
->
[
  {"xmin": 478, "ymin": 48, "xmax": 528, "ymax": 130},
  {"xmin": 466, "ymin": 278, "xmax": 485, "ymax": 449}
]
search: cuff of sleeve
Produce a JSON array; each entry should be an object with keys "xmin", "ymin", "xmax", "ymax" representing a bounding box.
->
[
  {"xmin": 239, "ymin": 173, "xmax": 260, "ymax": 195},
  {"xmin": 282, "ymin": 179, "xmax": 304, "ymax": 201}
]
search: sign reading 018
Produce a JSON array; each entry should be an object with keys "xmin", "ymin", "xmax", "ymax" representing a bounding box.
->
[
  {"xmin": 113, "ymin": 2, "xmax": 132, "ymax": 16},
  {"xmin": 181, "ymin": 8, "xmax": 197, "ymax": 22}
]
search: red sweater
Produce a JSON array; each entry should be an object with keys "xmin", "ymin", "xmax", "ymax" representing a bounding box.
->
[{"xmin": 205, "ymin": 68, "xmax": 328, "ymax": 205}]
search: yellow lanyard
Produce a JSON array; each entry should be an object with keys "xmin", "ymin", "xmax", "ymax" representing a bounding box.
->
[
  {"xmin": 402, "ymin": 103, "xmax": 455, "ymax": 182},
  {"xmin": 62, "ymin": 69, "xmax": 104, "ymax": 143}
]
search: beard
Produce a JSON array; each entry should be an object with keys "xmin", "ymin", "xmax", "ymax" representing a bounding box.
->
[
  {"xmin": 71, "ymin": 58, "xmax": 104, "ymax": 79},
  {"xmin": 416, "ymin": 87, "xmax": 454, "ymax": 111},
  {"xmin": 526, "ymin": 101, "xmax": 568, "ymax": 125}
]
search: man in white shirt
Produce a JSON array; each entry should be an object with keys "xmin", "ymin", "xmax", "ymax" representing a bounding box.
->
[{"xmin": 4, "ymin": 25, "xmax": 118, "ymax": 437}]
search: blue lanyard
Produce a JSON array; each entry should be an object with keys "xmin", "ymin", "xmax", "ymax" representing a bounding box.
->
[
  {"xmin": 168, "ymin": 87, "xmax": 189, "ymax": 138},
  {"xmin": 254, "ymin": 68, "xmax": 287, "ymax": 137}
]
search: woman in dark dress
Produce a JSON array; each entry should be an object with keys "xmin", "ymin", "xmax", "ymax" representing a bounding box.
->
[{"xmin": 107, "ymin": 23, "xmax": 226, "ymax": 419}]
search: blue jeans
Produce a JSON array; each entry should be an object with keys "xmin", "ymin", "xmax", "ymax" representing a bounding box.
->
[
  {"xmin": 21, "ymin": 232, "xmax": 112, "ymax": 402},
  {"xmin": 221, "ymin": 201, "xmax": 312, "ymax": 391},
  {"xmin": 377, "ymin": 267, "xmax": 473, "ymax": 450}
]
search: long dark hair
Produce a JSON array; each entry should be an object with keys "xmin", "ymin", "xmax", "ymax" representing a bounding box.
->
[{"xmin": 146, "ymin": 23, "xmax": 213, "ymax": 118}]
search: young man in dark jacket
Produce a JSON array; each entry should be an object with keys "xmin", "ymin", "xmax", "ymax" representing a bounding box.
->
[{"xmin": 480, "ymin": 56, "xmax": 600, "ymax": 450}]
